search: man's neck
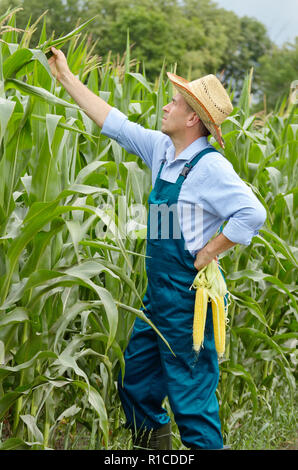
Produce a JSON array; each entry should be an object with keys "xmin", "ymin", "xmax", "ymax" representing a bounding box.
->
[{"xmin": 172, "ymin": 133, "xmax": 204, "ymax": 159}]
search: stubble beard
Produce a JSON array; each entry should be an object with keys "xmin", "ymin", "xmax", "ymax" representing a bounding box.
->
[{"xmin": 161, "ymin": 120, "xmax": 171, "ymax": 137}]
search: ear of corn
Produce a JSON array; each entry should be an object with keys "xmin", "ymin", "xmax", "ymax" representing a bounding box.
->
[
  {"xmin": 211, "ymin": 295, "xmax": 226, "ymax": 357},
  {"xmin": 193, "ymin": 287, "xmax": 208, "ymax": 352},
  {"xmin": 191, "ymin": 260, "xmax": 229, "ymax": 357}
]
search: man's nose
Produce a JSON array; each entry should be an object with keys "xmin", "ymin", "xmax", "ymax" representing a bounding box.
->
[{"xmin": 162, "ymin": 103, "xmax": 170, "ymax": 112}]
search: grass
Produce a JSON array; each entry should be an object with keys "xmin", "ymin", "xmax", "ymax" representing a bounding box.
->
[
  {"xmin": 226, "ymin": 395, "xmax": 297, "ymax": 450},
  {"xmin": 11, "ymin": 393, "xmax": 293, "ymax": 450}
]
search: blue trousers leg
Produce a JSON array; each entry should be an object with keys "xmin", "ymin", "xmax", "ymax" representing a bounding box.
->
[
  {"xmin": 118, "ymin": 306, "xmax": 223, "ymax": 449},
  {"xmin": 118, "ymin": 317, "xmax": 171, "ymax": 431},
  {"xmin": 158, "ymin": 305, "xmax": 223, "ymax": 449}
]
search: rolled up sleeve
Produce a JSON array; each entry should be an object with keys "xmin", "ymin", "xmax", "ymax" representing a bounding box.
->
[
  {"xmin": 101, "ymin": 107, "xmax": 164, "ymax": 169},
  {"xmin": 222, "ymin": 206, "xmax": 267, "ymax": 245},
  {"xmin": 199, "ymin": 154, "xmax": 267, "ymax": 246}
]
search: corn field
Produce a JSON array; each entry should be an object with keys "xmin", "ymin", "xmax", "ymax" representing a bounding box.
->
[{"xmin": 0, "ymin": 9, "xmax": 297, "ymax": 450}]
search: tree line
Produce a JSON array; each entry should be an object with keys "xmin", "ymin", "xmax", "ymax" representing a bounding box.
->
[{"xmin": 1, "ymin": 0, "xmax": 297, "ymax": 109}]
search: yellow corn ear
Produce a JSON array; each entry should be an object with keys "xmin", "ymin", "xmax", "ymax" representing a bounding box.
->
[
  {"xmin": 193, "ymin": 287, "xmax": 208, "ymax": 352},
  {"xmin": 211, "ymin": 295, "xmax": 226, "ymax": 357}
]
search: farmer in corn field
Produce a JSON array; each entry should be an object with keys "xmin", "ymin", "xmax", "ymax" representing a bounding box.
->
[{"xmin": 48, "ymin": 47, "xmax": 266, "ymax": 450}]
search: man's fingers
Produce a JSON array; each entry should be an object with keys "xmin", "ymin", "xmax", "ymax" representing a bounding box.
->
[
  {"xmin": 49, "ymin": 47, "xmax": 60, "ymax": 60},
  {"xmin": 51, "ymin": 46, "xmax": 65, "ymax": 59}
]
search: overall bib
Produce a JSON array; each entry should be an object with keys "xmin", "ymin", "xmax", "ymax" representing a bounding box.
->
[{"xmin": 118, "ymin": 148, "xmax": 223, "ymax": 449}]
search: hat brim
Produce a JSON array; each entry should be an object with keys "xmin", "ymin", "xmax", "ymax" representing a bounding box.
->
[{"xmin": 167, "ymin": 72, "xmax": 225, "ymax": 149}]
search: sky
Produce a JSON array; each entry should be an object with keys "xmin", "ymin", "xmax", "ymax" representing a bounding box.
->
[{"xmin": 214, "ymin": 0, "xmax": 298, "ymax": 46}]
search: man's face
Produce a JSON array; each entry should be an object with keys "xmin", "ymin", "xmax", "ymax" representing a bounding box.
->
[{"xmin": 161, "ymin": 93, "xmax": 193, "ymax": 137}]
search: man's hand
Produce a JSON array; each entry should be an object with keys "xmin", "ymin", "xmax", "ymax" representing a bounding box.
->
[
  {"xmin": 48, "ymin": 47, "xmax": 71, "ymax": 82},
  {"xmin": 194, "ymin": 249, "xmax": 217, "ymax": 271},
  {"xmin": 194, "ymin": 232, "xmax": 237, "ymax": 271},
  {"xmin": 46, "ymin": 46, "xmax": 112, "ymax": 129}
]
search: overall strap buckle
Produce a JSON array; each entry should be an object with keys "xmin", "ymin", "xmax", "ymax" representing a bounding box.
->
[
  {"xmin": 179, "ymin": 148, "xmax": 216, "ymax": 179},
  {"xmin": 180, "ymin": 164, "xmax": 191, "ymax": 178}
]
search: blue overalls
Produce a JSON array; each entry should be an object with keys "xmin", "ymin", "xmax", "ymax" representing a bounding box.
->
[{"xmin": 118, "ymin": 148, "xmax": 223, "ymax": 449}]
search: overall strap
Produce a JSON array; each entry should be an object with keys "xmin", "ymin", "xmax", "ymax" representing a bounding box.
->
[
  {"xmin": 156, "ymin": 159, "xmax": 166, "ymax": 181},
  {"xmin": 176, "ymin": 148, "xmax": 217, "ymax": 185}
]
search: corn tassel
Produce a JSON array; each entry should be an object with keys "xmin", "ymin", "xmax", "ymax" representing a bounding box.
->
[
  {"xmin": 193, "ymin": 287, "xmax": 208, "ymax": 352},
  {"xmin": 211, "ymin": 295, "xmax": 226, "ymax": 357}
]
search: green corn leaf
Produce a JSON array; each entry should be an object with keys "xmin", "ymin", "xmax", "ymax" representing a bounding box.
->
[
  {"xmin": 260, "ymin": 228, "xmax": 297, "ymax": 267},
  {"xmin": 71, "ymin": 380, "xmax": 109, "ymax": 447},
  {"xmin": 1, "ymin": 199, "xmax": 134, "ymax": 305},
  {"xmin": 253, "ymin": 234, "xmax": 286, "ymax": 270},
  {"xmin": 127, "ymin": 72, "xmax": 152, "ymax": 93},
  {"xmin": 54, "ymin": 350, "xmax": 89, "ymax": 386},
  {"xmin": 5, "ymin": 79, "xmax": 80, "ymax": 110},
  {"xmin": 0, "ymin": 96, "xmax": 15, "ymax": 144},
  {"xmin": 31, "ymin": 113, "xmax": 100, "ymax": 140},
  {"xmin": 229, "ymin": 291, "xmax": 269, "ymax": 329},
  {"xmin": 3, "ymin": 48, "xmax": 33, "ymax": 78},
  {"xmin": 0, "ymin": 391, "xmax": 23, "ymax": 419},
  {"xmin": 220, "ymin": 363, "xmax": 258, "ymax": 418},
  {"xmin": 52, "ymin": 301, "xmax": 103, "ymax": 352},
  {"xmin": 233, "ymin": 327, "xmax": 289, "ymax": 366},
  {"xmin": 116, "ymin": 301, "xmax": 175, "ymax": 357},
  {"xmin": 21, "ymin": 268, "xmax": 118, "ymax": 353},
  {"xmin": 79, "ymin": 239, "xmax": 147, "ymax": 258},
  {"xmin": 20, "ymin": 414, "xmax": 44, "ymax": 443},
  {"xmin": 0, "ymin": 350, "xmax": 57, "ymax": 377},
  {"xmin": 155, "ymin": 58, "xmax": 166, "ymax": 130},
  {"xmin": 0, "ymin": 437, "xmax": 31, "ymax": 450},
  {"xmin": 39, "ymin": 16, "xmax": 98, "ymax": 53},
  {"xmin": 0, "ymin": 307, "xmax": 29, "ymax": 328},
  {"xmin": 228, "ymin": 270, "xmax": 297, "ymax": 310},
  {"xmin": 124, "ymin": 28, "xmax": 130, "ymax": 75}
]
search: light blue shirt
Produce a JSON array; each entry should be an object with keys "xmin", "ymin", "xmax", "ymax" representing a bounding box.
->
[{"xmin": 101, "ymin": 108, "xmax": 266, "ymax": 256}]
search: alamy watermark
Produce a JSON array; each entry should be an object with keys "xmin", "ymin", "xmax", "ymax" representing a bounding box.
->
[{"xmin": 93, "ymin": 195, "xmax": 203, "ymax": 247}]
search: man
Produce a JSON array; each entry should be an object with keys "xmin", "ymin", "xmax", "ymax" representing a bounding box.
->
[{"xmin": 48, "ymin": 47, "xmax": 266, "ymax": 450}]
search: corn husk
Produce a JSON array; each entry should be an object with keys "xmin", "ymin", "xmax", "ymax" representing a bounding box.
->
[{"xmin": 191, "ymin": 259, "xmax": 228, "ymax": 299}]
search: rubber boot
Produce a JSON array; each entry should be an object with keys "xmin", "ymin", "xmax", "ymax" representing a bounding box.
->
[{"xmin": 132, "ymin": 422, "xmax": 172, "ymax": 450}]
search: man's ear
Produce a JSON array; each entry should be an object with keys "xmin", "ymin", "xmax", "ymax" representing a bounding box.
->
[{"xmin": 186, "ymin": 112, "xmax": 200, "ymax": 128}]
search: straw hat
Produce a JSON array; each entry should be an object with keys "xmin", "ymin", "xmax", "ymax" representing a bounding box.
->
[{"xmin": 167, "ymin": 72, "xmax": 233, "ymax": 148}]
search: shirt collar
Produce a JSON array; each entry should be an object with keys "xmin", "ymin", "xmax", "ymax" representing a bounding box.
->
[{"xmin": 165, "ymin": 136, "xmax": 211, "ymax": 163}]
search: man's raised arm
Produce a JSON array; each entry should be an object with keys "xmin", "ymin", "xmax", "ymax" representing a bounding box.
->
[{"xmin": 48, "ymin": 47, "xmax": 112, "ymax": 128}]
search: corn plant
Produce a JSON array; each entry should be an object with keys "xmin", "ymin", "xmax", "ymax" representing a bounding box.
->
[{"xmin": 0, "ymin": 9, "xmax": 296, "ymax": 450}]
